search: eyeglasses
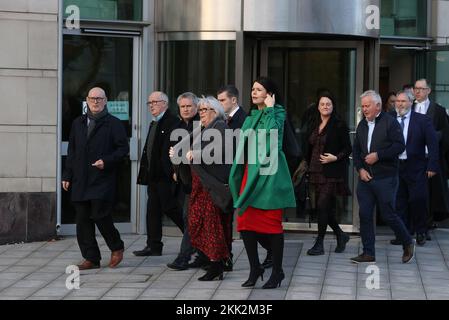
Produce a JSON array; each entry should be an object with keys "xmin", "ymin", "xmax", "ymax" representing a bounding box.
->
[
  {"xmin": 87, "ymin": 97, "xmax": 105, "ymax": 102},
  {"xmin": 414, "ymin": 87, "xmax": 429, "ymax": 92},
  {"xmin": 198, "ymin": 108, "xmax": 214, "ymax": 113},
  {"xmin": 146, "ymin": 100, "xmax": 165, "ymax": 106}
]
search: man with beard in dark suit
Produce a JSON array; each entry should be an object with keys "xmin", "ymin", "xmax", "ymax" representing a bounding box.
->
[
  {"xmin": 413, "ymin": 79, "xmax": 449, "ymax": 239},
  {"xmin": 391, "ymin": 90, "xmax": 439, "ymax": 246},
  {"xmin": 134, "ymin": 91, "xmax": 184, "ymax": 256}
]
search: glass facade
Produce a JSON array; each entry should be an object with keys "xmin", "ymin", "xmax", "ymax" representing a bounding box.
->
[
  {"xmin": 63, "ymin": 0, "xmax": 143, "ymax": 21},
  {"xmin": 158, "ymin": 41, "xmax": 236, "ymax": 108},
  {"xmin": 428, "ymin": 49, "xmax": 449, "ymax": 110},
  {"xmin": 267, "ymin": 47, "xmax": 356, "ymax": 225},
  {"xmin": 381, "ymin": 0, "xmax": 427, "ymax": 37}
]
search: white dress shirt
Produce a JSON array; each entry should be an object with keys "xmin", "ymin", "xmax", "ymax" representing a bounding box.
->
[
  {"xmin": 227, "ymin": 106, "xmax": 240, "ymax": 118},
  {"xmin": 366, "ymin": 113, "xmax": 381, "ymax": 153},
  {"xmin": 397, "ymin": 110, "xmax": 411, "ymax": 160}
]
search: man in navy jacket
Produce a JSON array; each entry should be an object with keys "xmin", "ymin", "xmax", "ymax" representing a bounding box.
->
[
  {"xmin": 352, "ymin": 90, "xmax": 414, "ymax": 264},
  {"xmin": 392, "ymin": 90, "xmax": 439, "ymax": 246}
]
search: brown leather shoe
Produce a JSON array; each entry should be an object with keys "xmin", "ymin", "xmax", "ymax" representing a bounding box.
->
[
  {"xmin": 402, "ymin": 241, "xmax": 415, "ymax": 264},
  {"xmin": 109, "ymin": 249, "xmax": 124, "ymax": 268},
  {"xmin": 77, "ymin": 260, "xmax": 100, "ymax": 270}
]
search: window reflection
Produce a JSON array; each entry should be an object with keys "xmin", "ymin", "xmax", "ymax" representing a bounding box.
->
[
  {"xmin": 64, "ymin": 0, "xmax": 142, "ymax": 21},
  {"xmin": 158, "ymin": 41, "xmax": 236, "ymax": 109},
  {"xmin": 381, "ymin": 0, "xmax": 427, "ymax": 37}
]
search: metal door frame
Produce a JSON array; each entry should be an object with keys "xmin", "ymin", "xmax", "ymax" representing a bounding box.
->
[
  {"xmin": 260, "ymin": 40, "xmax": 365, "ymax": 233},
  {"xmin": 58, "ymin": 29, "xmax": 142, "ymax": 235}
]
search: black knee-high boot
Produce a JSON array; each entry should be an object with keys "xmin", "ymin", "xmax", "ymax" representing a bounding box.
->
[
  {"xmin": 263, "ymin": 233, "xmax": 285, "ymax": 289},
  {"xmin": 241, "ymin": 231, "xmax": 264, "ymax": 287},
  {"xmin": 257, "ymin": 234, "xmax": 273, "ymax": 269}
]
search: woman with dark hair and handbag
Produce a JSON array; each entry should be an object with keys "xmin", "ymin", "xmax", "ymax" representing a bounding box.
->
[
  {"xmin": 299, "ymin": 91, "xmax": 352, "ymax": 255},
  {"xmin": 170, "ymin": 96, "xmax": 232, "ymax": 281},
  {"xmin": 229, "ymin": 77, "xmax": 296, "ymax": 289}
]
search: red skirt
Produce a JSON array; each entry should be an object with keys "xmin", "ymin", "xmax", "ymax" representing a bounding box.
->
[
  {"xmin": 236, "ymin": 165, "xmax": 283, "ymax": 234},
  {"xmin": 188, "ymin": 171, "xmax": 230, "ymax": 261}
]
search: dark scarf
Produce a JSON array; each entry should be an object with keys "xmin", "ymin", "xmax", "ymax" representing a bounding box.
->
[{"xmin": 87, "ymin": 107, "xmax": 109, "ymax": 138}]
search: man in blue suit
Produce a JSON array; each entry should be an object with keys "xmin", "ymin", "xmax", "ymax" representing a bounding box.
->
[{"xmin": 392, "ymin": 90, "xmax": 439, "ymax": 246}]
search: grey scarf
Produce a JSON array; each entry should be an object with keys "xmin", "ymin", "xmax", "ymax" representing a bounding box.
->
[{"xmin": 87, "ymin": 107, "xmax": 109, "ymax": 138}]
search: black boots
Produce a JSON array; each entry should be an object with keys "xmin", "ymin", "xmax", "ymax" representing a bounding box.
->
[
  {"xmin": 307, "ymin": 238, "xmax": 324, "ymax": 255},
  {"xmin": 335, "ymin": 232, "xmax": 350, "ymax": 253},
  {"xmin": 262, "ymin": 270, "xmax": 285, "ymax": 289},
  {"xmin": 261, "ymin": 251, "xmax": 273, "ymax": 269},
  {"xmin": 198, "ymin": 261, "xmax": 224, "ymax": 281},
  {"xmin": 307, "ymin": 232, "xmax": 349, "ymax": 255},
  {"xmin": 241, "ymin": 266, "xmax": 264, "ymax": 287}
]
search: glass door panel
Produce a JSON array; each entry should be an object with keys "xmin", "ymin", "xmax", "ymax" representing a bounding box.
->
[
  {"xmin": 61, "ymin": 34, "xmax": 137, "ymax": 232},
  {"xmin": 261, "ymin": 41, "xmax": 364, "ymax": 231}
]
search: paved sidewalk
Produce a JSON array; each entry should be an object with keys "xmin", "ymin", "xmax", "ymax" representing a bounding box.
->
[{"xmin": 0, "ymin": 229, "xmax": 449, "ymax": 300}]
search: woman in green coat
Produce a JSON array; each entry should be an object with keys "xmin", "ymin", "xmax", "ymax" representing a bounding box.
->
[{"xmin": 229, "ymin": 77, "xmax": 296, "ymax": 289}]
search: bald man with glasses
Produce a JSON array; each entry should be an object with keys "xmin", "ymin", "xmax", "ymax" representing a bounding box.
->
[{"xmin": 62, "ymin": 87, "xmax": 129, "ymax": 270}]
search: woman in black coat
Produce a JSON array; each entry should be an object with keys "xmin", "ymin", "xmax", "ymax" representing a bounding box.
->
[
  {"xmin": 297, "ymin": 91, "xmax": 352, "ymax": 255},
  {"xmin": 170, "ymin": 96, "xmax": 232, "ymax": 281}
]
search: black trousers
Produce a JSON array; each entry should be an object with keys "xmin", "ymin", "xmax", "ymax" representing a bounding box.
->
[
  {"xmin": 147, "ymin": 181, "xmax": 184, "ymax": 251},
  {"xmin": 74, "ymin": 200, "xmax": 124, "ymax": 263}
]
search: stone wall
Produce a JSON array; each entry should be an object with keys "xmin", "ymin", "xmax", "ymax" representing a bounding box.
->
[{"xmin": 0, "ymin": 0, "xmax": 58, "ymax": 244}]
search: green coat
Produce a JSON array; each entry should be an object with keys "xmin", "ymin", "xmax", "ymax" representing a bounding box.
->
[{"xmin": 229, "ymin": 105, "xmax": 296, "ymax": 215}]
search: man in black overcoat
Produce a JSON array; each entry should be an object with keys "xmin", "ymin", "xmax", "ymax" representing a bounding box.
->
[
  {"xmin": 413, "ymin": 79, "xmax": 449, "ymax": 236},
  {"xmin": 134, "ymin": 91, "xmax": 184, "ymax": 256},
  {"xmin": 62, "ymin": 87, "xmax": 129, "ymax": 270}
]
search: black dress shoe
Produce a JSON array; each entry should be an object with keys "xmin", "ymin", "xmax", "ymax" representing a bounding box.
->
[
  {"xmin": 133, "ymin": 247, "xmax": 161, "ymax": 256},
  {"xmin": 390, "ymin": 238, "xmax": 402, "ymax": 245},
  {"xmin": 167, "ymin": 257, "xmax": 189, "ymax": 271},
  {"xmin": 198, "ymin": 261, "xmax": 223, "ymax": 281},
  {"xmin": 416, "ymin": 233, "xmax": 426, "ymax": 246}
]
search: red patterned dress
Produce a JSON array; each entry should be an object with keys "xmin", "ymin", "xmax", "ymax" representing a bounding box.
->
[
  {"xmin": 188, "ymin": 170, "xmax": 231, "ymax": 261},
  {"xmin": 237, "ymin": 165, "xmax": 283, "ymax": 234}
]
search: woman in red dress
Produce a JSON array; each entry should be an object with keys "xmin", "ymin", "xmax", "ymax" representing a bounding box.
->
[{"xmin": 229, "ymin": 78, "xmax": 296, "ymax": 289}]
